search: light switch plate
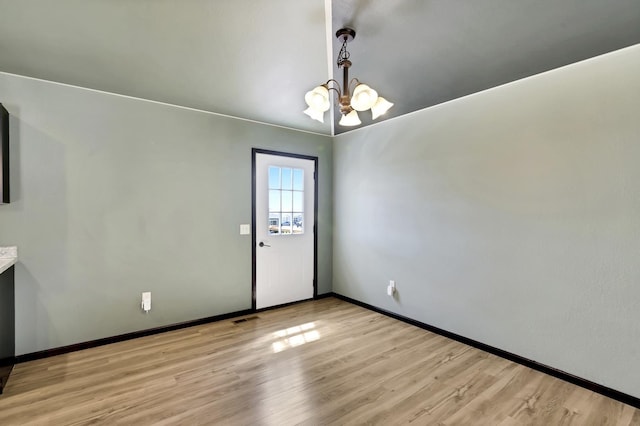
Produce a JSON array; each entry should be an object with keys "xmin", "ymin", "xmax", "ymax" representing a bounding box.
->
[{"xmin": 240, "ymin": 224, "xmax": 251, "ymax": 235}]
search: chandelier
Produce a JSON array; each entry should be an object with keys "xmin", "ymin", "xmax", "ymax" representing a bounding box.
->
[{"xmin": 304, "ymin": 28, "xmax": 393, "ymax": 127}]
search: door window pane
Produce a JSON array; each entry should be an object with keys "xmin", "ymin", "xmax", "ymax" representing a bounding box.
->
[
  {"xmin": 281, "ymin": 191, "xmax": 293, "ymax": 212},
  {"xmin": 293, "ymin": 213, "xmax": 303, "ymax": 234},
  {"xmin": 269, "ymin": 213, "xmax": 281, "ymax": 234},
  {"xmin": 282, "ymin": 168, "xmax": 293, "ymax": 190},
  {"xmin": 268, "ymin": 166, "xmax": 281, "ymax": 189},
  {"xmin": 292, "ymin": 192, "xmax": 303, "ymax": 212},
  {"xmin": 281, "ymin": 213, "xmax": 292, "ymax": 234},
  {"xmin": 269, "ymin": 190, "xmax": 281, "ymax": 212},
  {"xmin": 267, "ymin": 166, "xmax": 304, "ymax": 235}
]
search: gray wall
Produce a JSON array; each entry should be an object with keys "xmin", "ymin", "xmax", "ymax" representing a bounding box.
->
[
  {"xmin": 0, "ymin": 73, "xmax": 332, "ymax": 355},
  {"xmin": 333, "ymin": 44, "xmax": 640, "ymax": 397}
]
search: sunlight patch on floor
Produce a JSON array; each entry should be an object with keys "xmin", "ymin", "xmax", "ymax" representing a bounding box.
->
[{"xmin": 271, "ymin": 322, "xmax": 321, "ymax": 353}]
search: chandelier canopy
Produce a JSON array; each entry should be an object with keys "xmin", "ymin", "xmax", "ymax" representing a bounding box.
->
[{"xmin": 304, "ymin": 28, "xmax": 393, "ymax": 127}]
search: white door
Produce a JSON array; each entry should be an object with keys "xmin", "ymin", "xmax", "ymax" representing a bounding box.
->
[{"xmin": 255, "ymin": 152, "xmax": 315, "ymax": 309}]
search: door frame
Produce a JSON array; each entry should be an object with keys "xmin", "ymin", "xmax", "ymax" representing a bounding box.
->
[{"xmin": 251, "ymin": 148, "xmax": 319, "ymax": 311}]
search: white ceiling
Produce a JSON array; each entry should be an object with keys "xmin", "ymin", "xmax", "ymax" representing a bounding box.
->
[{"xmin": 1, "ymin": 1, "xmax": 639, "ymax": 136}]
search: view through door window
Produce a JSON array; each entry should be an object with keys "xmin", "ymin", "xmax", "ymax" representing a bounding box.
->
[{"xmin": 268, "ymin": 166, "xmax": 304, "ymax": 235}]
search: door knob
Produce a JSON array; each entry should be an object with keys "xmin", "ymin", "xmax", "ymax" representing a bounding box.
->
[{"xmin": 259, "ymin": 242, "xmax": 271, "ymax": 247}]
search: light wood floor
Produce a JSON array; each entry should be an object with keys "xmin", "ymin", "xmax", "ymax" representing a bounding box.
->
[{"xmin": 0, "ymin": 298, "xmax": 638, "ymax": 425}]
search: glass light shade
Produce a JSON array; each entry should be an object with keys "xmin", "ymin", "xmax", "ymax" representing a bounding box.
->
[
  {"xmin": 304, "ymin": 86, "xmax": 330, "ymax": 112},
  {"xmin": 339, "ymin": 110, "xmax": 361, "ymax": 126},
  {"xmin": 370, "ymin": 97, "xmax": 394, "ymax": 120},
  {"xmin": 350, "ymin": 84, "xmax": 379, "ymax": 111},
  {"xmin": 303, "ymin": 106, "xmax": 325, "ymax": 123}
]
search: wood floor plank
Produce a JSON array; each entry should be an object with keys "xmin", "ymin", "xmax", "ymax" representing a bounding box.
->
[{"xmin": 0, "ymin": 297, "xmax": 637, "ymax": 425}]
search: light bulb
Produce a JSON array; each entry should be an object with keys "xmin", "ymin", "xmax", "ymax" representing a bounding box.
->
[
  {"xmin": 350, "ymin": 84, "xmax": 378, "ymax": 111},
  {"xmin": 303, "ymin": 107, "xmax": 325, "ymax": 123},
  {"xmin": 339, "ymin": 110, "xmax": 361, "ymax": 126},
  {"xmin": 304, "ymin": 86, "xmax": 330, "ymax": 112},
  {"xmin": 371, "ymin": 97, "xmax": 393, "ymax": 120}
]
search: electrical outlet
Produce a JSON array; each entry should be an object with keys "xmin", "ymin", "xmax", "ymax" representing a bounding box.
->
[
  {"xmin": 387, "ymin": 280, "xmax": 396, "ymax": 296},
  {"xmin": 141, "ymin": 292, "xmax": 151, "ymax": 312}
]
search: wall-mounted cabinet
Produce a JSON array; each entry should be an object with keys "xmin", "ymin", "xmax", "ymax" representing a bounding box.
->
[{"xmin": 1, "ymin": 103, "xmax": 9, "ymax": 204}]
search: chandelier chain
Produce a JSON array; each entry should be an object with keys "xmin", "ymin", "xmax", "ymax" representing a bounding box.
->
[{"xmin": 337, "ymin": 38, "xmax": 350, "ymax": 68}]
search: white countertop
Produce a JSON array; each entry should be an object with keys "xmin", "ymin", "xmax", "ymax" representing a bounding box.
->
[{"xmin": 0, "ymin": 246, "xmax": 17, "ymax": 275}]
